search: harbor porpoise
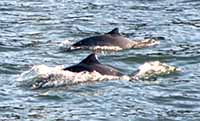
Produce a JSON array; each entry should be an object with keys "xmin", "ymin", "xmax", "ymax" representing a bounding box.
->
[
  {"xmin": 69, "ymin": 28, "xmax": 159, "ymax": 50},
  {"xmin": 63, "ymin": 53, "xmax": 123, "ymax": 76}
]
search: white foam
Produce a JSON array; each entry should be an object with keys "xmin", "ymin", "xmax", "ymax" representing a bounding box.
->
[
  {"xmin": 60, "ymin": 39, "xmax": 73, "ymax": 46},
  {"xmin": 133, "ymin": 61, "xmax": 179, "ymax": 80},
  {"xmin": 131, "ymin": 39, "xmax": 160, "ymax": 48}
]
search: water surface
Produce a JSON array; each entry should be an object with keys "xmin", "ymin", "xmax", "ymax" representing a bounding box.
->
[{"xmin": 1, "ymin": 0, "xmax": 200, "ymax": 120}]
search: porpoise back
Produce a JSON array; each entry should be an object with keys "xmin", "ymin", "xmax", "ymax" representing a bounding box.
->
[
  {"xmin": 63, "ymin": 53, "xmax": 123, "ymax": 76},
  {"xmin": 72, "ymin": 28, "xmax": 133, "ymax": 49}
]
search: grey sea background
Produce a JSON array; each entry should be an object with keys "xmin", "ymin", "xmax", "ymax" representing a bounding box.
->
[{"xmin": 0, "ymin": 0, "xmax": 200, "ymax": 120}]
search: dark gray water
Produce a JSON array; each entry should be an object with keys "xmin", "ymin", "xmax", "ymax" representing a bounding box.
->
[{"xmin": 1, "ymin": 0, "xmax": 200, "ymax": 120}]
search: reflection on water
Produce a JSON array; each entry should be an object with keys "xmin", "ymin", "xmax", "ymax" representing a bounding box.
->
[{"xmin": 1, "ymin": 0, "xmax": 200, "ymax": 120}]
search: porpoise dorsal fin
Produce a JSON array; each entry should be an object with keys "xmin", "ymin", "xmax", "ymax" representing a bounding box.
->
[
  {"xmin": 107, "ymin": 28, "xmax": 120, "ymax": 35},
  {"xmin": 80, "ymin": 53, "xmax": 100, "ymax": 64}
]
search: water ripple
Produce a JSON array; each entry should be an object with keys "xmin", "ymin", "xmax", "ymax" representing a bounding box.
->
[{"xmin": 1, "ymin": 0, "xmax": 200, "ymax": 120}]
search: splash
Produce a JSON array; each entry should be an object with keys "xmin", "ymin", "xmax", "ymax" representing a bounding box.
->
[
  {"xmin": 131, "ymin": 39, "xmax": 160, "ymax": 48},
  {"xmin": 132, "ymin": 61, "xmax": 179, "ymax": 80},
  {"xmin": 17, "ymin": 61, "xmax": 179, "ymax": 89},
  {"xmin": 67, "ymin": 46, "xmax": 123, "ymax": 51}
]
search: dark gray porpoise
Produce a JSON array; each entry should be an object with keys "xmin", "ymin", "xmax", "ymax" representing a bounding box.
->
[
  {"xmin": 72, "ymin": 28, "xmax": 134, "ymax": 49},
  {"xmin": 63, "ymin": 53, "xmax": 123, "ymax": 76}
]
